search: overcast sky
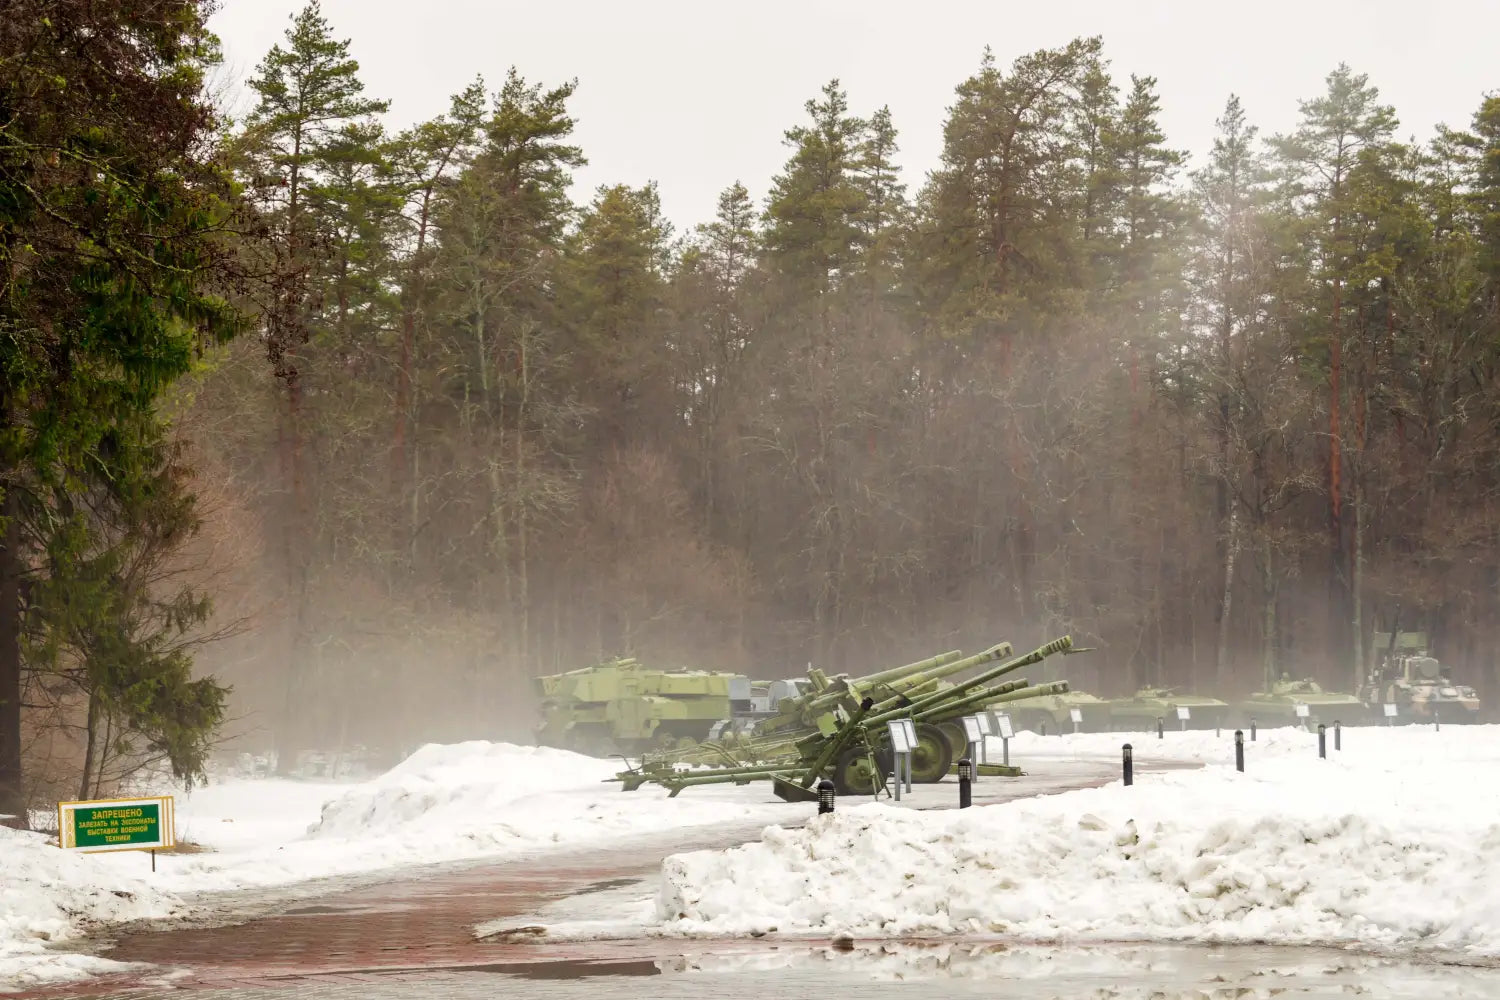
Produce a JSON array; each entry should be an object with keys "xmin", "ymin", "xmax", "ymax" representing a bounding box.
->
[{"xmin": 209, "ymin": 0, "xmax": 1498, "ymax": 233}]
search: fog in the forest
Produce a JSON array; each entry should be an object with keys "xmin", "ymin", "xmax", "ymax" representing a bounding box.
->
[{"xmin": 15, "ymin": 3, "xmax": 1500, "ymax": 804}]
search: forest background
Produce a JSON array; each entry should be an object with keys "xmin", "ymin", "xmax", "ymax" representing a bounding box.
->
[{"xmin": 6, "ymin": 1, "xmax": 1500, "ymax": 809}]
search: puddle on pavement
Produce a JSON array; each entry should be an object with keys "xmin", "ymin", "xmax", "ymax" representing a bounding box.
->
[
  {"xmin": 449, "ymin": 958, "xmax": 661, "ymax": 979},
  {"xmin": 572, "ymin": 877, "xmax": 643, "ymax": 896},
  {"xmin": 470, "ymin": 941, "xmax": 1500, "ymax": 998}
]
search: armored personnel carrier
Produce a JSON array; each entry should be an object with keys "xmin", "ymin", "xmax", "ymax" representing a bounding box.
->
[
  {"xmin": 1107, "ymin": 687, "xmax": 1230, "ymax": 731},
  {"xmin": 1236, "ymin": 676, "xmax": 1363, "ymax": 728},
  {"xmin": 1003, "ymin": 690, "xmax": 1110, "ymax": 734},
  {"xmin": 1359, "ymin": 631, "xmax": 1480, "ymax": 723}
]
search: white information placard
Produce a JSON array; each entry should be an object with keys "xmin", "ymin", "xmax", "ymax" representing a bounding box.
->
[
  {"xmin": 997, "ymin": 714, "xmax": 1015, "ymax": 740},
  {"xmin": 1069, "ymin": 707, "xmax": 1084, "ymax": 723},
  {"xmin": 976, "ymin": 713, "xmax": 995, "ymax": 736},
  {"xmin": 1383, "ymin": 703, "xmax": 1399, "ymax": 718},
  {"xmin": 886, "ymin": 720, "xmax": 912, "ymax": 754},
  {"xmin": 1294, "ymin": 703, "xmax": 1311, "ymax": 718},
  {"xmin": 1175, "ymin": 706, "xmax": 1191, "ymax": 721},
  {"xmin": 900, "ymin": 718, "xmax": 918, "ymax": 748},
  {"xmin": 962, "ymin": 715, "xmax": 984, "ymax": 743}
]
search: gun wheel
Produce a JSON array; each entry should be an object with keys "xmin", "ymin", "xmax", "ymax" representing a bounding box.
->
[
  {"xmin": 832, "ymin": 747, "xmax": 889, "ymax": 796},
  {"xmin": 910, "ymin": 722, "xmax": 953, "ymax": 783}
]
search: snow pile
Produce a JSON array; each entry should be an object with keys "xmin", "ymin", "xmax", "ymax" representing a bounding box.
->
[
  {"xmin": 658, "ymin": 726, "xmax": 1500, "ymax": 957},
  {"xmin": 996, "ymin": 725, "xmax": 1317, "ymax": 764},
  {"xmin": 307, "ymin": 741, "xmax": 615, "ymax": 838},
  {"xmin": 121, "ymin": 740, "xmax": 793, "ymax": 893},
  {"xmin": 0, "ymin": 827, "xmax": 181, "ymax": 990}
]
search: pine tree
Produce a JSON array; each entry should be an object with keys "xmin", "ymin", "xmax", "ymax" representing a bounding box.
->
[
  {"xmin": 1271, "ymin": 63, "xmax": 1397, "ymax": 676},
  {"xmin": 241, "ymin": 0, "xmax": 388, "ymax": 771},
  {"xmin": 764, "ymin": 80, "xmax": 868, "ymax": 313}
]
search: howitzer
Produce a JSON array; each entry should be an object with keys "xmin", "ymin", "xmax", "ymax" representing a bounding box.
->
[{"xmin": 868, "ymin": 636, "xmax": 1073, "ymax": 726}]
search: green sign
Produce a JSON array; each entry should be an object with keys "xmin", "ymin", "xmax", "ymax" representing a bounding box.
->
[{"xmin": 58, "ymin": 796, "xmax": 174, "ymax": 853}]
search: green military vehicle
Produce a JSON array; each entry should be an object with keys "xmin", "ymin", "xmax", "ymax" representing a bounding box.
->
[
  {"xmin": 1003, "ymin": 690, "xmax": 1110, "ymax": 734},
  {"xmin": 534, "ymin": 658, "xmax": 762, "ymax": 756},
  {"xmin": 1236, "ymin": 676, "xmax": 1363, "ymax": 728},
  {"xmin": 1359, "ymin": 631, "xmax": 1481, "ymax": 723},
  {"xmin": 1107, "ymin": 687, "xmax": 1231, "ymax": 731}
]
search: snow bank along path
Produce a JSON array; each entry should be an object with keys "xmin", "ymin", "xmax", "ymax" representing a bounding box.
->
[
  {"xmin": 658, "ymin": 725, "xmax": 1500, "ymax": 959},
  {"xmin": 0, "ymin": 740, "xmax": 792, "ymax": 990}
]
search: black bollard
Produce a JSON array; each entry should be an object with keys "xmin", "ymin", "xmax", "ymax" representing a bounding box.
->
[
  {"xmin": 1234, "ymin": 729, "xmax": 1244, "ymax": 772},
  {"xmin": 1123, "ymin": 743, "xmax": 1134, "ymax": 786},
  {"xmin": 817, "ymin": 778, "xmax": 836, "ymax": 815},
  {"xmin": 1250, "ymin": 717, "xmax": 1257, "ymax": 741},
  {"xmin": 958, "ymin": 757, "xmax": 973, "ymax": 809},
  {"xmin": 1334, "ymin": 720, "xmax": 1342, "ymax": 751},
  {"xmin": 1156, "ymin": 717, "xmax": 1164, "ymax": 739},
  {"xmin": 1040, "ymin": 720, "xmax": 1047, "ymax": 737},
  {"xmin": 1434, "ymin": 709, "xmax": 1441, "ymax": 732},
  {"xmin": 1318, "ymin": 723, "xmax": 1326, "ymax": 759}
]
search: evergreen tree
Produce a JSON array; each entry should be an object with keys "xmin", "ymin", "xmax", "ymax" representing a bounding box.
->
[
  {"xmin": 0, "ymin": 0, "xmax": 252, "ymax": 817},
  {"xmin": 240, "ymin": 0, "xmax": 388, "ymax": 770},
  {"xmin": 1272, "ymin": 63, "xmax": 1398, "ymax": 673},
  {"xmin": 764, "ymin": 80, "xmax": 868, "ymax": 310}
]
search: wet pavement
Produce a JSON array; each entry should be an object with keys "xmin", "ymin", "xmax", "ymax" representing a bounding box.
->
[
  {"xmin": 24, "ymin": 756, "xmax": 1498, "ymax": 998},
  {"xmin": 26, "ymin": 941, "xmax": 1500, "ymax": 999}
]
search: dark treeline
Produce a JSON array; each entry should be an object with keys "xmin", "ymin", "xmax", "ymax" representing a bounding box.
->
[
  {"xmin": 201, "ymin": 8, "xmax": 1500, "ymax": 758},
  {"xmin": 6, "ymin": 2, "xmax": 1500, "ymax": 806}
]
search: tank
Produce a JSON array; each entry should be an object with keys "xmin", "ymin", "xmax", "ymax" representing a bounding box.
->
[
  {"xmin": 1107, "ymin": 687, "xmax": 1230, "ymax": 732},
  {"xmin": 1002, "ymin": 691, "xmax": 1110, "ymax": 734},
  {"xmin": 1358, "ymin": 631, "xmax": 1481, "ymax": 723},
  {"xmin": 1236, "ymin": 676, "xmax": 1363, "ymax": 728},
  {"xmin": 534, "ymin": 658, "xmax": 754, "ymax": 756}
]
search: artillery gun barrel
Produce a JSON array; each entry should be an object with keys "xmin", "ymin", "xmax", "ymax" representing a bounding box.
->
[
  {"xmin": 864, "ymin": 645, "xmax": 1020, "ymax": 715},
  {"xmin": 856, "ymin": 649, "xmax": 967, "ymax": 688},
  {"xmin": 911, "ymin": 679, "xmax": 1040, "ymax": 722},
  {"xmin": 799, "ymin": 650, "xmax": 968, "ymax": 714},
  {"xmin": 870, "ymin": 678, "xmax": 1026, "ymax": 727},
  {"xmin": 888, "ymin": 636, "xmax": 1073, "ymax": 721},
  {"xmin": 922, "ymin": 680, "xmax": 1071, "ymax": 721}
]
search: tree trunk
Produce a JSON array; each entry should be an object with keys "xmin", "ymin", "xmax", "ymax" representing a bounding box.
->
[
  {"xmin": 1262, "ymin": 533, "xmax": 1278, "ymax": 692},
  {"xmin": 1217, "ymin": 503, "xmax": 1241, "ymax": 690},
  {"xmin": 1353, "ymin": 478, "xmax": 1366, "ymax": 690},
  {"xmin": 78, "ymin": 690, "xmax": 101, "ymax": 801},
  {"xmin": 0, "ymin": 483, "xmax": 23, "ymax": 824}
]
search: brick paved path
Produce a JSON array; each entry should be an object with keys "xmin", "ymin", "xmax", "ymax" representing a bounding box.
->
[{"xmin": 16, "ymin": 762, "xmax": 1163, "ymax": 997}]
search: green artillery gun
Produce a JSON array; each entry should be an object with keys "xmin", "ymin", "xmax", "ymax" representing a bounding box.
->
[{"xmin": 619, "ymin": 636, "xmax": 1081, "ymax": 798}]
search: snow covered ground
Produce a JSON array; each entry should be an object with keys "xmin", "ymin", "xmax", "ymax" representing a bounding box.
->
[
  {"xmin": 0, "ymin": 741, "xmax": 792, "ymax": 990},
  {"xmin": 653, "ymin": 724, "xmax": 1500, "ymax": 961}
]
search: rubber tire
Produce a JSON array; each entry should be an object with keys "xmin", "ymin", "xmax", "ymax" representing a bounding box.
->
[
  {"xmin": 832, "ymin": 746, "xmax": 889, "ymax": 796},
  {"xmin": 910, "ymin": 722, "xmax": 953, "ymax": 783},
  {"xmin": 936, "ymin": 720, "xmax": 968, "ymax": 761}
]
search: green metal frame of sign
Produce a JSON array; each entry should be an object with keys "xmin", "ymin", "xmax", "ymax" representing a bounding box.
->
[{"xmin": 57, "ymin": 796, "xmax": 175, "ymax": 853}]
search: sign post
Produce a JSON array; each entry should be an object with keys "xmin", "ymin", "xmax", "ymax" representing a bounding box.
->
[
  {"xmin": 995, "ymin": 713, "xmax": 1014, "ymax": 766},
  {"xmin": 900, "ymin": 718, "xmax": 917, "ymax": 792},
  {"xmin": 58, "ymin": 796, "xmax": 174, "ymax": 870},
  {"xmin": 886, "ymin": 720, "xmax": 912, "ymax": 801},
  {"xmin": 961, "ymin": 715, "xmax": 985, "ymax": 784},
  {"xmin": 1294, "ymin": 702, "xmax": 1311, "ymax": 731},
  {"xmin": 1069, "ymin": 706, "xmax": 1084, "ymax": 734},
  {"xmin": 1383, "ymin": 703, "xmax": 1398, "ymax": 726},
  {"xmin": 974, "ymin": 711, "xmax": 995, "ymax": 765},
  {"xmin": 1175, "ymin": 705, "xmax": 1191, "ymax": 732}
]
